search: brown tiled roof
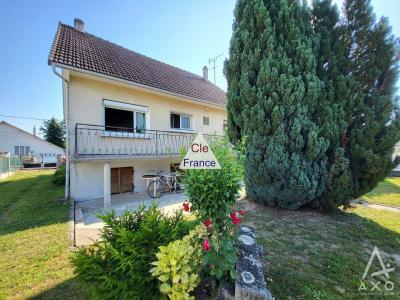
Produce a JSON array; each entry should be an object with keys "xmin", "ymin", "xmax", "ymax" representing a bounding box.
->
[{"xmin": 48, "ymin": 23, "xmax": 226, "ymax": 107}]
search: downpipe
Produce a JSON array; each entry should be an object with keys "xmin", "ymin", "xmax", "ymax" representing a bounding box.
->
[{"xmin": 51, "ymin": 64, "xmax": 71, "ymax": 199}]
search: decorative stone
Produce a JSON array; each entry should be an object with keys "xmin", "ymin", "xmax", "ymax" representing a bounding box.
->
[
  {"xmin": 235, "ymin": 226, "xmax": 274, "ymax": 300},
  {"xmin": 241, "ymin": 226, "xmax": 252, "ymax": 233},
  {"xmin": 241, "ymin": 271, "xmax": 255, "ymax": 284},
  {"xmin": 239, "ymin": 234, "xmax": 255, "ymax": 246}
]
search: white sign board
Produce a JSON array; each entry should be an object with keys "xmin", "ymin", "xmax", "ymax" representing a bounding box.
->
[{"xmin": 179, "ymin": 133, "xmax": 221, "ymax": 169}]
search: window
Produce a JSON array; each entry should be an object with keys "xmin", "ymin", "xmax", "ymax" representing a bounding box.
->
[
  {"xmin": 103, "ymin": 100, "xmax": 148, "ymax": 133},
  {"xmin": 203, "ymin": 116, "xmax": 210, "ymax": 126},
  {"xmin": 14, "ymin": 146, "xmax": 29, "ymax": 156},
  {"xmin": 223, "ymin": 120, "xmax": 228, "ymax": 132},
  {"xmin": 105, "ymin": 107, "xmax": 133, "ymax": 131},
  {"xmin": 170, "ymin": 113, "xmax": 192, "ymax": 130},
  {"xmin": 136, "ymin": 112, "xmax": 146, "ymax": 133}
]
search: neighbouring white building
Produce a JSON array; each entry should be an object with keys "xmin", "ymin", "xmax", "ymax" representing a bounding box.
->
[
  {"xmin": 48, "ymin": 19, "xmax": 227, "ymax": 204},
  {"xmin": 0, "ymin": 121, "xmax": 65, "ymax": 167}
]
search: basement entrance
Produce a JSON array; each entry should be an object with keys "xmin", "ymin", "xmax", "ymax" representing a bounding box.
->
[{"xmin": 111, "ymin": 167, "xmax": 134, "ymax": 194}]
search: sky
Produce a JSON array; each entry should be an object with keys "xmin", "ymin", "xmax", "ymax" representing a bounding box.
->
[{"xmin": 0, "ymin": 0, "xmax": 399, "ymax": 135}]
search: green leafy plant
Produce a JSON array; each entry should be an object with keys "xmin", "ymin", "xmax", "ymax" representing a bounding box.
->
[
  {"xmin": 72, "ymin": 204, "xmax": 192, "ymax": 300},
  {"xmin": 203, "ymin": 236, "xmax": 237, "ymax": 282},
  {"xmin": 52, "ymin": 165, "xmax": 65, "ymax": 185},
  {"xmin": 200, "ymin": 212, "xmax": 242, "ymax": 291},
  {"xmin": 183, "ymin": 137, "xmax": 242, "ymax": 231},
  {"xmin": 150, "ymin": 225, "xmax": 207, "ymax": 300}
]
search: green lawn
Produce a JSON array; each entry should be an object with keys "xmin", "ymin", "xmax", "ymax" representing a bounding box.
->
[
  {"xmin": 0, "ymin": 170, "xmax": 88, "ymax": 300},
  {"xmin": 1, "ymin": 170, "xmax": 399, "ymax": 299},
  {"xmin": 362, "ymin": 177, "xmax": 400, "ymax": 207},
  {"xmin": 236, "ymin": 199, "xmax": 400, "ymax": 299}
]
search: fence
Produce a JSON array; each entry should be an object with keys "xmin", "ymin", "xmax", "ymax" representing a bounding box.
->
[{"xmin": 0, "ymin": 156, "xmax": 20, "ymax": 179}]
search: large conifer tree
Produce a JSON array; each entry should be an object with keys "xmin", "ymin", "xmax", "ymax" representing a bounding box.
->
[
  {"xmin": 311, "ymin": 0, "xmax": 400, "ymax": 207},
  {"xmin": 225, "ymin": 0, "xmax": 400, "ymax": 209},
  {"xmin": 225, "ymin": 0, "xmax": 329, "ymax": 209}
]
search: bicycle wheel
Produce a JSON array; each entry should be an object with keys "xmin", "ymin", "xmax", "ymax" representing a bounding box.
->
[{"xmin": 147, "ymin": 180, "xmax": 165, "ymax": 198}]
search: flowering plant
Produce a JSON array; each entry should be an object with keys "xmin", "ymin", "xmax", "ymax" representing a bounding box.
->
[
  {"xmin": 182, "ymin": 137, "xmax": 243, "ymax": 232},
  {"xmin": 199, "ymin": 210, "xmax": 245, "ymax": 288},
  {"xmin": 182, "ymin": 201, "xmax": 190, "ymax": 212}
]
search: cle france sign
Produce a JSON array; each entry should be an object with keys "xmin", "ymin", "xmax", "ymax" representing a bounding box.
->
[{"xmin": 179, "ymin": 133, "xmax": 221, "ymax": 169}]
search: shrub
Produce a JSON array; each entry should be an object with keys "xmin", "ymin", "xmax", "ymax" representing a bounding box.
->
[
  {"xmin": 201, "ymin": 212, "xmax": 241, "ymax": 291},
  {"xmin": 72, "ymin": 204, "xmax": 192, "ymax": 300},
  {"xmin": 52, "ymin": 165, "xmax": 65, "ymax": 185},
  {"xmin": 183, "ymin": 137, "xmax": 242, "ymax": 231},
  {"xmin": 150, "ymin": 225, "xmax": 207, "ymax": 300}
]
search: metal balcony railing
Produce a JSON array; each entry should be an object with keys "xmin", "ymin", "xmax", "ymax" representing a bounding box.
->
[{"xmin": 74, "ymin": 123, "xmax": 221, "ymax": 159}]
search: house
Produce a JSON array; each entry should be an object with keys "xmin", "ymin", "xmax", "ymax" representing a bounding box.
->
[
  {"xmin": 0, "ymin": 121, "xmax": 65, "ymax": 167},
  {"xmin": 48, "ymin": 19, "xmax": 227, "ymax": 204}
]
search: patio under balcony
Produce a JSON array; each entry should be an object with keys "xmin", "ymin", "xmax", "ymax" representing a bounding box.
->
[{"xmin": 74, "ymin": 191, "xmax": 188, "ymax": 246}]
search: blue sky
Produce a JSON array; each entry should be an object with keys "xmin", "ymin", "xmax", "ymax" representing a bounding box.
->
[{"xmin": 0, "ymin": 0, "xmax": 399, "ymax": 135}]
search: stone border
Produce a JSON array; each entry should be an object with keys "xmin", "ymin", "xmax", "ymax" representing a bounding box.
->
[{"xmin": 235, "ymin": 226, "xmax": 274, "ymax": 300}]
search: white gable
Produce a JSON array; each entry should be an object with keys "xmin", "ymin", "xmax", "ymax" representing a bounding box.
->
[{"xmin": 0, "ymin": 122, "xmax": 64, "ymax": 156}]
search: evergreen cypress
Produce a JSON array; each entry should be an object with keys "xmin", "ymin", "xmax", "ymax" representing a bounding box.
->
[
  {"xmin": 311, "ymin": 0, "xmax": 400, "ymax": 206},
  {"xmin": 226, "ymin": 0, "xmax": 400, "ymax": 209},
  {"xmin": 341, "ymin": 0, "xmax": 400, "ymax": 198},
  {"xmin": 225, "ymin": 0, "xmax": 329, "ymax": 209}
]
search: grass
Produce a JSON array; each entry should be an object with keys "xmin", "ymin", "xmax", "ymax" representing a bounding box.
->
[
  {"xmin": 236, "ymin": 199, "xmax": 400, "ymax": 299},
  {"xmin": 0, "ymin": 170, "xmax": 88, "ymax": 300},
  {"xmin": 362, "ymin": 177, "xmax": 400, "ymax": 207},
  {"xmin": 1, "ymin": 170, "xmax": 399, "ymax": 299}
]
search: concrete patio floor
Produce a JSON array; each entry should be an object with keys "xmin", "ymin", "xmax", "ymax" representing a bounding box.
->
[{"xmin": 74, "ymin": 191, "xmax": 188, "ymax": 246}]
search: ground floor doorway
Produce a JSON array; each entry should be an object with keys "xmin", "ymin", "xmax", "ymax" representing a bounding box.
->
[{"xmin": 111, "ymin": 167, "xmax": 134, "ymax": 194}]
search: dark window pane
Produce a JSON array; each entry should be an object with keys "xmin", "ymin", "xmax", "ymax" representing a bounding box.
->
[
  {"xmin": 105, "ymin": 107, "xmax": 133, "ymax": 131},
  {"xmin": 170, "ymin": 113, "xmax": 180, "ymax": 129}
]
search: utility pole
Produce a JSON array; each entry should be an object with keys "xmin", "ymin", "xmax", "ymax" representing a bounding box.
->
[{"xmin": 208, "ymin": 53, "xmax": 223, "ymax": 85}]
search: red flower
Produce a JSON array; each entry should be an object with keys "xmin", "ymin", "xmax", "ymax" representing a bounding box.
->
[
  {"xmin": 239, "ymin": 209, "xmax": 245, "ymax": 216},
  {"xmin": 203, "ymin": 219, "xmax": 212, "ymax": 229},
  {"xmin": 203, "ymin": 239, "xmax": 211, "ymax": 251},
  {"xmin": 182, "ymin": 202, "xmax": 190, "ymax": 212},
  {"xmin": 232, "ymin": 216, "xmax": 241, "ymax": 225},
  {"xmin": 230, "ymin": 211, "xmax": 241, "ymax": 225}
]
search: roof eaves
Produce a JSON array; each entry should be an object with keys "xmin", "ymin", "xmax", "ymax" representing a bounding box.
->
[
  {"xmin": 48, "ymin": 21, "xmax": 62, "ymax": 66},
  {"xmin": 53, "ymin": 62, "xmax": 227, "ymax": 110}
]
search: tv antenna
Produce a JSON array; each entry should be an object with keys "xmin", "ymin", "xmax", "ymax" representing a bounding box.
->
[{"xmin": 208, "ymin": 53, "xmax": 224, "ymax": 84}]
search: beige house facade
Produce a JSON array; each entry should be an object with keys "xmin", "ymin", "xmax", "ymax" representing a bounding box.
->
[{"xmin": 49, "ymin": 19, "xmax": 227, "ymax": 203}]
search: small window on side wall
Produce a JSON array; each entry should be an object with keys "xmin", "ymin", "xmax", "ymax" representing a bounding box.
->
[
  {"xmin": 170, "ymin": 113, "xmax": 192, "ymax": 130},
  {"xmin": 203, "ymin": 116, "xmax": 210, "ymax": 126}
]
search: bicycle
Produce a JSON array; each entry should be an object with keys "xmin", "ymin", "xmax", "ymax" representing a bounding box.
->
[{"xmin": 147, "ymin": 171, "xmax": 185, "ymax": 198}]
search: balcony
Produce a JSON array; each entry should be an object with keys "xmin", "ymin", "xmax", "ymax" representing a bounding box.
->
[{"xmin": 74, "ymin": 123, "xmax": 221, "ymax": 160}]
